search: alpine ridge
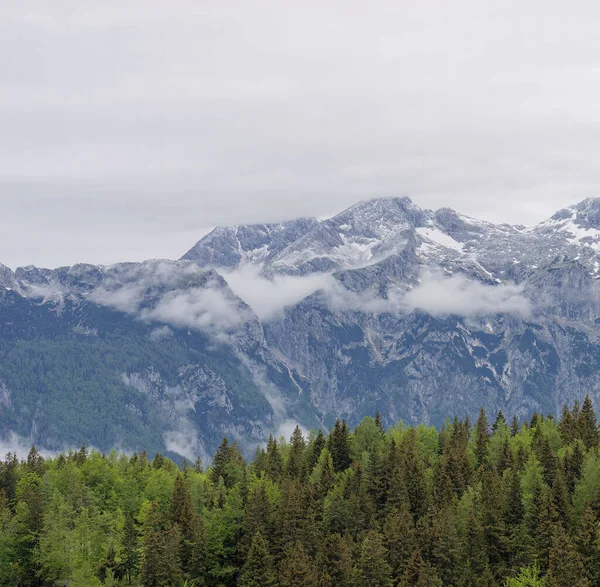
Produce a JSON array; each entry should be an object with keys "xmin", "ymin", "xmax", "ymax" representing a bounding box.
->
[{"xmin": 3, "ymin": 196, "xmax": 600, "ymax": 459}]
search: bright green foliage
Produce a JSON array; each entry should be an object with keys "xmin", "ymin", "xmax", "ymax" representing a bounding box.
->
[
  {"xmin": 0, "ymin": 400, "xmax": 599, "ymax": 586},
  {"xmin": 504, "ymin": 565, "xmax": 544, "ymax": 586}
]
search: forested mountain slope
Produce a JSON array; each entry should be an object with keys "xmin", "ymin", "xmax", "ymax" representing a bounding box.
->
[
  {"xmin": 4, "ymin": 197, "xmax": 600, "ymax": 457},
  {"xmin": 0, "ymin": 402, "xmax": 598, "ymax": 586}
]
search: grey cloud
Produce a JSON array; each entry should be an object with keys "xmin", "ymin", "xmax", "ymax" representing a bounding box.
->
[
  {"xmin": 2, "ymin": 2, "xmax": 600, "ymax": 268},
  {"xmin": 89, "ymin": 261, "xmax": 252, "ymax": 333},
  {"xmin": 222, "ymin": 267, "xmax": 335, "ymax": 321},
  {"xmin": 221, "ymin": 266, "xmax": 531, "ymax": 319},
  {"xmin": 402, "ymin": 271, "xmax": 531, "ymax": 318},
  {"xmin": 325, "ymin": 271, "xmax": 531, "ymax": 318},
  {"xmin": 140, "ymin": 286, "xmax": 252, "ymax": 332},
  {"xmin": 149, "ymin": 325, "xmax": 174, "ymax": 341}
]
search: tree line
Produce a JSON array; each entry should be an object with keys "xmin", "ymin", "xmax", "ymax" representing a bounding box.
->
[{"xmin": 2, "ymin": 398, "xmax": 600, "ymax": 586}]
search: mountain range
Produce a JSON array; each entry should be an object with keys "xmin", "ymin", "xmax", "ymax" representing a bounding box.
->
[{"xmin": 3, "ymin": 196, "xmax": 600, "ymax": 460}]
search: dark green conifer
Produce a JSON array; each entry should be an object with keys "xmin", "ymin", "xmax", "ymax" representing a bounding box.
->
[
  {"xmin": 305, "ymin": 429, "xmax": 326, "ymax": 475},
  {"xmin": 287, "ymin": 425, "xmax": 307, "ymax": 479},
  {"xmin": 279, "ymin": 540, "xmax": 319, "ymax": 586},
  {"xmin": 353, "ymin": 530, "xmax": 392, "ymax": 587},
  {"xmin": 265, "ymin": 435, "xmax": 283, "ymax": 480},
  {"xmin": 492, "ymin": 410, "xmax": 507, "ymax": 432},
  {"xmin": 238, "ymin": 531, "xmax": 277, "ymax": 587},
  {"xmin": 328, "ymin": 419, "xmax": 351, "ymax": 472},
  {"xmin": 474, "ymin": 408, "xmax": 490, "ymax": 468},
  {"xmin": 579, "ymin": 395, "xmax": 599, "ymax": 449},
  {"xmin": 545, "ymin": 525, "xmax": 589, "ymax": 587},
  {"xmin": 510, "ymin": 415, "xmax": 520, "ymax": 437}
]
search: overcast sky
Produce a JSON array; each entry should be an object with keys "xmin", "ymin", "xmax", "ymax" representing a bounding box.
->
[{"xmin": 2, "ymin": 1, "xmax": 600, "ymax": 269}]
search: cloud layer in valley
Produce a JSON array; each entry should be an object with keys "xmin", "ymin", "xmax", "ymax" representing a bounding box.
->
[
  {"xmin": 88, "ymin": 261, "xmax": 253, "ymax": 333},
  {"xmin": 223, "ymin": 267, "xmax": 532, "ymax": 320}
]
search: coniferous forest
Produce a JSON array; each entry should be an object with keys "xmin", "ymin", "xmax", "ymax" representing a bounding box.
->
[{"xmin": 2, "ymin": 401, "xmax": 600, "ymax": 586}]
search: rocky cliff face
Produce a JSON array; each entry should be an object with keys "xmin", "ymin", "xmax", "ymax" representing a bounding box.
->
[
  {"xmin": 4, "ymin": 196, "xmax": 600, "ymax": 458},
  {"xmin": 186, "ymin": 196, "xmax": 600, "ymax": 430}
]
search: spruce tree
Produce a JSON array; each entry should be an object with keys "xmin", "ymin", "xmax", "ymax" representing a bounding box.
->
[
  {"xmin": 240, "ymin": 483, "xmax": 275, "ymax": 559},
  {"xmin": 328, "ymin": 419, "xmax": 351, "ymax": 473},
  {"xmin": 474, "ymin": 408, "xmax": 490, "ymax": 468},
  {"xmin": 140, "ymin": 503, "xmax": 183, "ymax": 587},
  {"xmin": 265, "ymin": 435, "xmax": 283, "ymax": 481},
  {"xmin": 287, "ymin": 425, "xmax": 307, "ymax": 479},
  {"xmin": 545, "ymin": 525, "xmax": 589, "ymax": 587},
  {"xmin": 492, "ymin": 410, "xmax": 507, "ymax": 432},
  {"xmin": 400, "ymin": 428, "xmax": 428, "ymax": 520},
  {"xmin": 579, "ymin": 395, "xmax": 599, "ymax": 449},
  {"xmin": 305, "ymin": 430, "xmax": 326, "ymax": 475},
  {"xmin": 238, "ymin": 531, "xmax": 277, "ymax": 587},
  {"xmin": 353, "ymin": 530, "xmax": 392, "ymax": 587},
  {"xmin": 279, "ymin": 540, "xmax": 318, "ymax": 586},
  {"xmin": 383, "ymin": 504, "xmax": 416, "ymax": 579},
  {"xmin": 211, "ymin": 437, "xmax": 231, "ymax": 486},
  {"xmin": 169, "ymin": 474, "xmax": 200, "ymax": 575},
  {"xmin": 315, "ymin": 533, "xmax": 353, "ymax": 587},
  {"xmin": 559, "ymin": 403, "xmax": 576, "ymax": 444},
  {"xmin": 575, "ymin": 505, "xmax": 600, "ymax": 584},
  {"xmin": 510, "ymin": 415, "xmax": 520, "ymax": 437},
  {"xmin": 400, "ymin": 549, "xmax": 430, "ymax": 587},
  {"xmin": 532, "ymin": 431, "xmax": 557, "ymax": 486}
]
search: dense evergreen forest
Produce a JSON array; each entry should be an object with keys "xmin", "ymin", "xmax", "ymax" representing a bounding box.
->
[{"xmin": 2, "ymin": 400, "xmax": 600, "ymax": 586}]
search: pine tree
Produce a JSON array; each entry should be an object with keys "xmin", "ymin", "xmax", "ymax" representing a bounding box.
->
[
  {"xmin": 579, "ymin": 395, "xmax": 599, "ymax": 449},
  {"xmin": 238, "ymin": 531, "xmax": 277, "ymax": 587},
  {"xmin": 496, "ymin": 438, "xmax": 513, "ymax": 475},
  {"xmin": 169, "ymin": 475, "xmax": 206, "ymax": 582},
  {"xmin": 545, "ymin": 525, "xmax": 589, "ymax": 586},
  {"xmin": 564, "ymin": 441, "xmax": 584, "ymax": 494},
  {"xmin": 418, "ymin": 505, "xmax": 459, "ymax": 586},
  {"xmin": 459, "ymin": 510, "xmax": 491, "ymax": 585}
]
